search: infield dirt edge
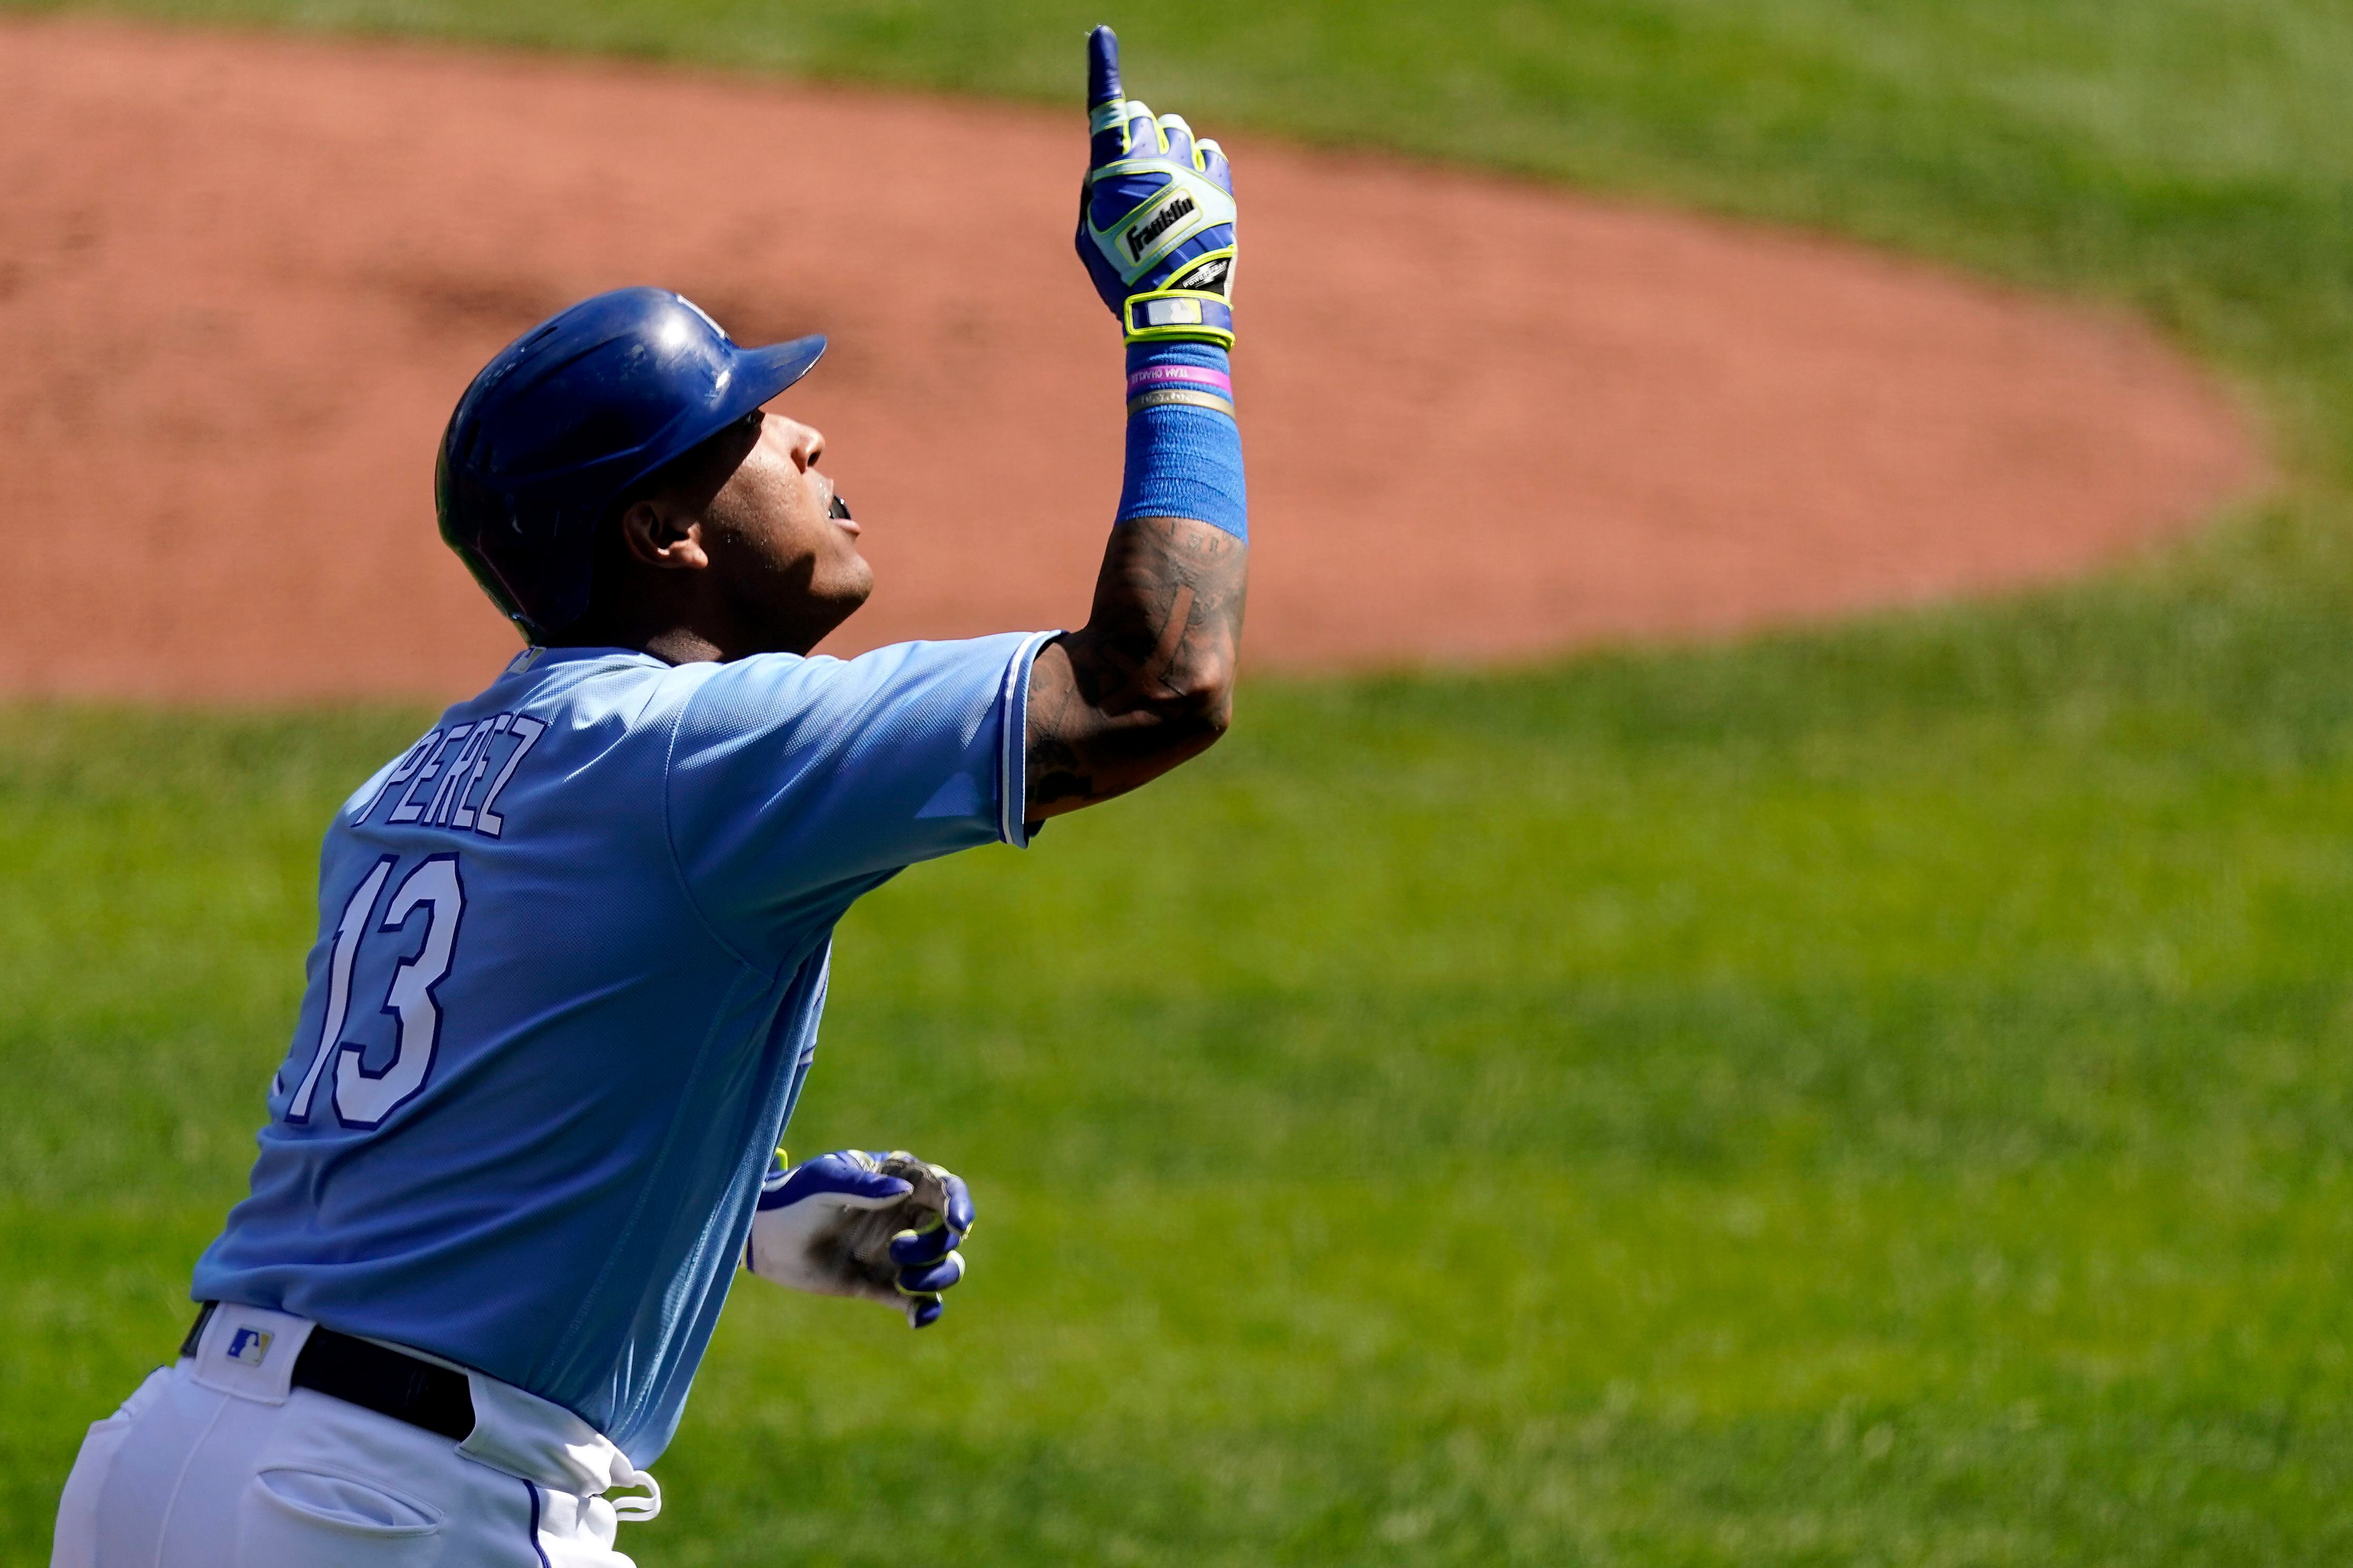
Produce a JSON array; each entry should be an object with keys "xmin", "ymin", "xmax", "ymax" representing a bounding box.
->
[{"xmin": 0, "ymin": 16, "xmax": 2269, "ymax": 699}]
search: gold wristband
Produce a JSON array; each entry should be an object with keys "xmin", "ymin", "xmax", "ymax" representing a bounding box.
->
[{"xmin": 1125, "ymin": 388, "xmax": 1238, "ymax": 418}]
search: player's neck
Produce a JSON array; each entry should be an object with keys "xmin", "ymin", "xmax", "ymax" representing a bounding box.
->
[
  {"xmin": 630, "ymin": 626, "xmax": 731, "ymax": 665},
  {"xmin": 550, "ymin": 601, "xmax": 825, "ymax": 664},
  {"xmin": 545, "ymin": 617, "xmax": 739, "ymax": 664}
]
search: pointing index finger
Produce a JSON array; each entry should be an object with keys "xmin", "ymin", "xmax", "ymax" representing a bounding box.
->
[{"xmin": 1086, "ymin": 25, "xmax": 1122, "ymax": 109}]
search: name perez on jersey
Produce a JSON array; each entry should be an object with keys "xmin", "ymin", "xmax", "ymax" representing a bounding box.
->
[{"xmin": 364, "ymin": 713, "xmax": 548, "ymax": 837}]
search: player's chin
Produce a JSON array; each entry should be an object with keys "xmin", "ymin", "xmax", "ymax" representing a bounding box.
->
[
  {"xmin": 789, "ymin": 560, "xmax": 875, "ymax": 652},
  {"xmin": 825, "ymin": 554, "xmax": 876, "ymax": 621}
]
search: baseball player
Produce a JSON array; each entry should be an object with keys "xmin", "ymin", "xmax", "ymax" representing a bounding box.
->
[{"xmin": 51, "ymin": 26, "xmax": 1244, "ymax": 1565}]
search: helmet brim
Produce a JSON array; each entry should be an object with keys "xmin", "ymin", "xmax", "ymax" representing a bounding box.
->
[{"xmin": 719, "ymin": 334, "xmax": 828, "ymax": 426}]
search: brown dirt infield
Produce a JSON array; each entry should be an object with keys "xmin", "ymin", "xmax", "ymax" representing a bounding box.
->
[{"xmin": 0, "ymin": 18, "xmax": 2264, "ymax": 701}]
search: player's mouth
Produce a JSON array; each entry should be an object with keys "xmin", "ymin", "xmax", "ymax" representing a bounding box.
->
[{"xmin": 827, "ymin": 491, "xmax": 860, "ymax": 536}]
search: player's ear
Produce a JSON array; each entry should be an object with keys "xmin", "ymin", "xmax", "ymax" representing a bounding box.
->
[{"xmin": 615, "ymin": 499, "xmax": 711, "ymax": 572}]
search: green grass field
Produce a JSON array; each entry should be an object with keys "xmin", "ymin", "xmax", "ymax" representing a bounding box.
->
[{"xmin": 8, "ymin": 1, "xmax": 2353, "ymax": 1562}]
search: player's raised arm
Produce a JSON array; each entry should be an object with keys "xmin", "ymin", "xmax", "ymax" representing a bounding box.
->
[{"xmin": 1027, "ymin": 25, "xmax": 1249, "ymax": 819}]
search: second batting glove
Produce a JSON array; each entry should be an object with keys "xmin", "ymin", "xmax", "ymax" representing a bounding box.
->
[{"xmin": 744, "ymin": 1149, "xmax": 976, "ymax": 1329}]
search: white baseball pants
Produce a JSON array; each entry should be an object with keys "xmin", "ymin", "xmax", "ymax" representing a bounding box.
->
[{"xmin": 51, "ymin": 1304, "xmax": 658, "ymax": 1567}]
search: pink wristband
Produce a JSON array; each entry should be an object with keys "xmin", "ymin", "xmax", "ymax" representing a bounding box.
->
[
  {"xmin": 1126, "ymin": 364, "xmax": 1232, "ymax": 398},
  {"xmin": 1125, "ymin": 363, "xmax": 1234, "ymax": 418}
]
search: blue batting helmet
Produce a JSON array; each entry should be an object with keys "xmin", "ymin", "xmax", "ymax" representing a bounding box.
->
[{"xmin": 436, "ymin": 286, "xmax": 826, "ymax": 641}]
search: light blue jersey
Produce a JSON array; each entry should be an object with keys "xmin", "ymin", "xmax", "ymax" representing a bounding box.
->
[{"xmin": 193, "ymin": 633, "xmax": 1053, "ymax": 1465}]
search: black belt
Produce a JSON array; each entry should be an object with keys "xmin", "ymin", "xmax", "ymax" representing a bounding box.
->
[{"xmin": 183, "ymin": 1302, "xmax": 476, "ymax": 1441}]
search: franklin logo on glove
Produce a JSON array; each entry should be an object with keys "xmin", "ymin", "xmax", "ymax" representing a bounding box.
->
[{"xmin": 1126, "ymin": 193, "xmax": 1199, "ymax": 261}]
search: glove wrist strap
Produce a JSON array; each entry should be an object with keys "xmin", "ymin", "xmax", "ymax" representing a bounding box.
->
[{"xmin": 1124, "ymin": 289, "xmax": 1236, "ymax": 348}]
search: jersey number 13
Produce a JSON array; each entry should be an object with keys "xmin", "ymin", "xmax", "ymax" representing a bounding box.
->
[{"xmin": 285, "ymin": 854, "xmax": 467, "ymax": 1130}]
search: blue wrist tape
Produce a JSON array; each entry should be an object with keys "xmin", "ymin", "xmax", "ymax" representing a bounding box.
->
[{"xmin": 1116, "ymin": 342, "xmax": 1247, "ymax": 541}]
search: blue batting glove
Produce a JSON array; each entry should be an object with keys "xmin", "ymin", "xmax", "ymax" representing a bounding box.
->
[
  {"xmin": 744, "ymin": 1149, "xmax": 976, "ymax": 1329},
  {"xmin": 1074, "ymin": 25, "xmax": 1239, "ymax": 348}
]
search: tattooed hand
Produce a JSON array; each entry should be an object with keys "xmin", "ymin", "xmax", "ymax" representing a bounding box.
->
[{"xmin": 1025, "ymin": 516, "xmax": 1247, "ymax": 818}]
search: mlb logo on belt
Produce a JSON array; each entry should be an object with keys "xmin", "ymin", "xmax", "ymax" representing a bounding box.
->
[{"xmin": 226, "ymin": 1327, "xmax": 274, "ymax": 1366}]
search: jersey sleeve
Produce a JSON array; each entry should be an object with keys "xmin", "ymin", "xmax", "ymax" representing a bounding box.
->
[{"xmin": 663, "ymin": 631, "xmax": 1056, "ymax": 956}]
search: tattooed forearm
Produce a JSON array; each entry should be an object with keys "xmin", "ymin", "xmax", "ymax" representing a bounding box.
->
[{"xmin": 1025, "ymin": 516, "xmax": 1248, "ymax": 819}]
